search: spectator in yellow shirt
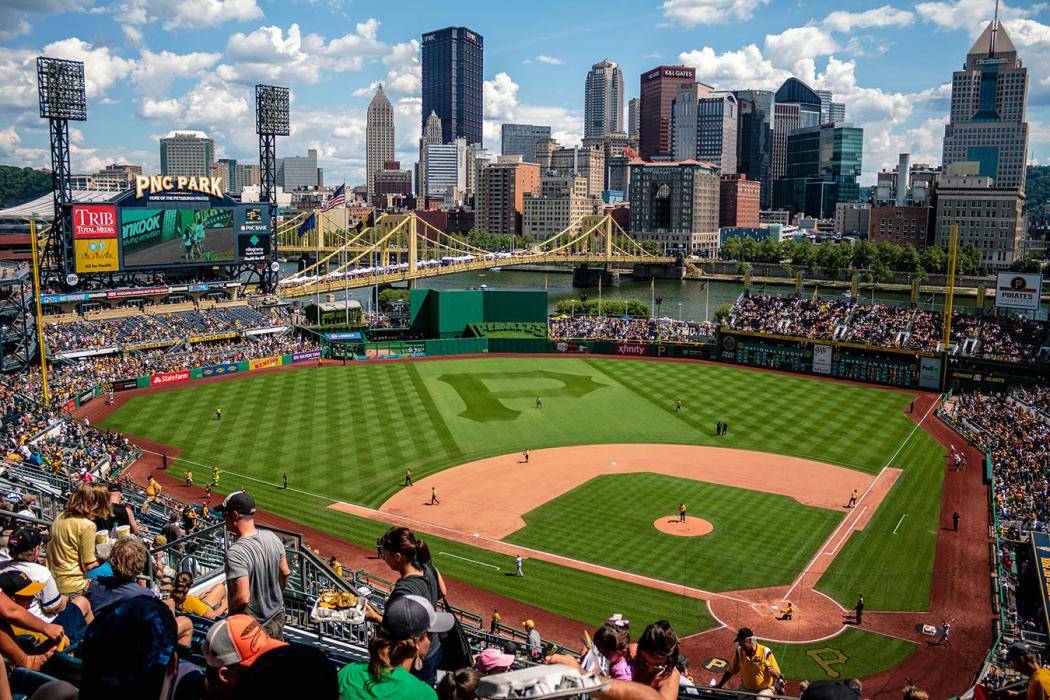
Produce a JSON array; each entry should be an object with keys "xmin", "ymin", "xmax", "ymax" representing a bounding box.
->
[
  {"xmin": 999, "ymin": 642, "xmax": 1050, "ymax": 700},
  {"xmin": 45, "ymin": 484, "xmax": 110, "ymax": 594},
  {"xmin": 716, "ymin": 627, "xmax": 781, "ymax": 696}
]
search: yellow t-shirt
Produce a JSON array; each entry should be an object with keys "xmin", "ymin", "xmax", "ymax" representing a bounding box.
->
[
  {"xmin": 1028, "ymin": 667, "xmax": 1050, "ymax": 700},
  {"xmin": 728, "ymin": 643, "xmax": 780, "ymax": 692},
  {"xmin": 178, "ymin": 595, "xmax": 213, "ymax": 617},
  {"xmin": 44, "ymin": 514, "xmax": 97, "ymax": 594}
]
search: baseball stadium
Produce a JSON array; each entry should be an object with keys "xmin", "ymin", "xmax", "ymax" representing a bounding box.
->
[{"xmin": 0, "ymin": 62, "xmax": 1046, "ymax": 700}]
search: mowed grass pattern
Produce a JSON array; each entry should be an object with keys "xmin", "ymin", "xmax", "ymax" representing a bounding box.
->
[
  {"xmin": 102, "ymin": 357, "xmax": 943, "ymax": 614},
  {"xmin": 505, "ymin": 473, "xmax": 843, "ymax": 591}
]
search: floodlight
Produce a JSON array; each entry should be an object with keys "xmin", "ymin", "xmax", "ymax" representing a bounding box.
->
[
  {"xmin": 256, "ymin": 85, "xmax": 290, "ymax": 136},
  {"xmin": 37, "ymin": 57, "xmax": 87, "ymax": 122}
]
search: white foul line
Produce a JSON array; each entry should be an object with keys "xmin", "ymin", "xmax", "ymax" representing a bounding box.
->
[
  {"xmin": 892, "ymin": 514, "xmax": 908, "ymax": 535},
  {"xmin": 825, "ymin": 506, "xmax": 866, "ymax": 557},
  {"xmin": 439, "ymin": 552, "xmax": 500, "ymax": 571}
]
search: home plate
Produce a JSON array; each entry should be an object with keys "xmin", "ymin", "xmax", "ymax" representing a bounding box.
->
[
  {"xmin": 611, "ymin": 462, "xmax": 617, "ymax": 465},
  {"xmin": 473, "ymin": 532, "xmax": 480, "ymax": 537}
]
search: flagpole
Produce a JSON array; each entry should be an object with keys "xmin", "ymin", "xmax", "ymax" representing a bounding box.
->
[
  {"xmin": 650, "ymin": 278, "xmax": 655, "ymax": 319},
  {"xmin": 316, "ymin": 209, "xmax": 322, "ymax": 323},
  {"xmin": 598, "ymin": 275, "xmax": 602, "ymax": 318}
]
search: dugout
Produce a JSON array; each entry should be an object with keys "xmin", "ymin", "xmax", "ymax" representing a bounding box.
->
[{"xmin": 408, "ymin": 289, "xmax": 547, "ymax": 338}]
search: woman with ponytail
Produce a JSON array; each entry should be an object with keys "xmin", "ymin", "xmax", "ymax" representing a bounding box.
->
[
  {"xmin": 339, "ymin": 595, "xmax": 454, "ymax": 699},
  {"xmin": 169, "ymin": 571, "xmax": 227, "ymax": 619},
  {"xmin": 365, "ymin": 527, "xmax": 447, "ymax": 685}
]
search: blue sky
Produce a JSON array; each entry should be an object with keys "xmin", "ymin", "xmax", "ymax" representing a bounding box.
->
[{"xmin": 0, "ymin": 0, "xmax": 1047, "ymax": 187}]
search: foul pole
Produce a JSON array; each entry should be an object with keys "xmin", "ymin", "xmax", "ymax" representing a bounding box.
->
[
  {"xmin": 941, "ymin": 224, "xmax": 959, "ymax": 349},
  {"xmin": 29, "ymin": 219, "xmax": 50, "ymax": 404}
]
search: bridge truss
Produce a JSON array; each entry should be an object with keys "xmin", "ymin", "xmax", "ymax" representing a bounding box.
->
[{"xmin": 275, "ymin": 212, "xmax": 672, "ymax": 299}]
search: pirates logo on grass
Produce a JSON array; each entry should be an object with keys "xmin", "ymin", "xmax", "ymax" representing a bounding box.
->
[{"xmin": 437, "ymin": 370, "xmax": 607, "ymax": 422}]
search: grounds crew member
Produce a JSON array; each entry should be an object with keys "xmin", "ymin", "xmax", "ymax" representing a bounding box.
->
[{"xmin": 716, "ymin": 627, "xmax": 781, "ymax": 696}]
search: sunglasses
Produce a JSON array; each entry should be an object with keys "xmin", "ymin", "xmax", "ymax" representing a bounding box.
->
[{"xmin": 635, "ymin": 654, "xmax": 669, "ymax": 672}]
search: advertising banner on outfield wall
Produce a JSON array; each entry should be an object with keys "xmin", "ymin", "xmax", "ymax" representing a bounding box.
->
[
  {"xmin": 248, "ymin": 356, "xmax": 281, "ymax": 371},
  {"xmin": 291, "ymin": 350, "xmax": 322, "ymax": 363},
  {"xmin": 77, "ymin": 388, "xmax": 96, "ymax": 406},
  {"xmin": 112, "ymin": 378, "xmax": 138, "ymax": 392},
  {"xmin": 995, "ymin": 272, "xmax": 1042, "ymax": 311},
  {"xmin": 919, "ymin": 357, "xmax": 942, "ymax": 390},
  {"xmin": 812, "ymin": 344, "xmax": 833, "ymax": 375},
  {"xmin": 614, "ymin": 342, "xmax": 649, "ymax": 356},
  {"xmin": 555, "ymin": 342, "xmax": 588, "ymax": 353},
  {"xmin": 201, "ymin": 363, "xmax": 239, "ymax": 378},
  {"xmin": 151, "ymin": 370, "xmax": 190, "ymax": 386}
]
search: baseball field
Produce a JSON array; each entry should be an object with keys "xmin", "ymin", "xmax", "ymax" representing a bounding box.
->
[{"xmin": 98, "ymin": 356, "xmax": 954, "ymax": 681}]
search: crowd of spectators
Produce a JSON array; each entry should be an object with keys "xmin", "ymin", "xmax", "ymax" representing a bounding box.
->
[
  {"xmin": 24, "ymin": 334, "xmax": 319, "ymax": 409},
  {"xmin": 548, "ymin": 316, "xmax": 715, "ymax": 343},
  {"xmin": 730, "ymin": 295, "xmax": 851, "ymax": 340},
  {"xmin": 44, "ymin": 305, "xmax": 277, "ymax": 353},
  {"xmin": 726, "ymin": 294, "xmax": 1049, "ymax": 362},
  {"xmin": 949, "ymin": 392, "xmax": 1050, "ymax": 530}
]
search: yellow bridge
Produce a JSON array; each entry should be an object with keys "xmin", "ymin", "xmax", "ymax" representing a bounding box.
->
[{"xmin": 275, "ymin": 211, "xmax": 675, "ymax": 299}]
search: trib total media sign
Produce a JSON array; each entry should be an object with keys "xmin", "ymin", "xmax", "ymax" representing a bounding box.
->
[{"xmin": 71, "ymin": 204, "xmax": 119, "ymax": 273}]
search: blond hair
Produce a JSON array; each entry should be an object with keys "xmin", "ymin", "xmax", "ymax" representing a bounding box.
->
[{"xmin": 109, "ymin": 536, "xmax": 148, "ymax": 580}]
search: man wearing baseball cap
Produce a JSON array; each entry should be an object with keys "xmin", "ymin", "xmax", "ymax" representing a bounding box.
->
[
  {"xmin": 715, "ymin": 627, "xmax": 781, "ymax": 696},
  {"xmin": 201, "ymin": 614, "xmax": 287, "ymax": 698},
  {"xmin": 219, "ymin": 490, "xmax": 289, "ymax": 641},
  {"xmin": 337, "ymin": 594, "xmax": 454, "ymax": 699},
  {"xmin": 0, "ymin": 527, "xmax": 92, "ymax": 645},
  {"xmin": 998, "ymin": 641, "xmax": 1050, "ymax": 699}
]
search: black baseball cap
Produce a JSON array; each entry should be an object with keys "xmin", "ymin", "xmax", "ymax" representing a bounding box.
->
[
  {"xmin": 1007, "ymin": 641, "xmax": 1033, "ymax": 660},
  {"xmin": 107, "ymin": 482, "xmax": 123, "ymax": 493},
  {"xmin": 380, "ymin": 595, "xmax": 455, "ymax": 641},
  {"xmin": 0, "ymin": 570, "xmax": 43, "ymax": 597},
  {"xmin": 8, "ymin": 527, "xmax": 47, "ymax": 555},
  {"xmin": 216, "ymin": 491, "xmax": 256, "ymax": 516},
  {"xmin": 734, "ymin": 627, "xmax": 755, "ymax": 643}
]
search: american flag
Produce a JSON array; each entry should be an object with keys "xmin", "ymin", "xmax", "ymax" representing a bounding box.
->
[{"xmin": 322, "ymin": 183, "xmax": 346, "ymax": 212}]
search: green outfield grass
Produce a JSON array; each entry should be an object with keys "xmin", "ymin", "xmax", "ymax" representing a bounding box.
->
[
  {"xmin": 766, "ymin": 627, "xmax": 917, "ymax": 681},
  {"xmin": 101, "ymin": 356, "xmax": 943, "ymax": 678},
  {"xmin": 505, "ymin": 473, "xmax": 843, "ymax": 591}
]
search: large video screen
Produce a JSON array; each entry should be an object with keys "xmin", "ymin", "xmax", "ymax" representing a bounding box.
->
[{"xmin": 120, "ymin": 208, "xmax": 235, "ymax": 267}]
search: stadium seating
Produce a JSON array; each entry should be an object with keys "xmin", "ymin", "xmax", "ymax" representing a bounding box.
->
[{"xmin": 548, "ymin": 317, "xmax": 715, "ymax": 343}]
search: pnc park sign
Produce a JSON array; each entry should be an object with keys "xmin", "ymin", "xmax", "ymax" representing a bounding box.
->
[{"xmin": 134, "ymin": 174, "xmax": 224, "ymax": 199}]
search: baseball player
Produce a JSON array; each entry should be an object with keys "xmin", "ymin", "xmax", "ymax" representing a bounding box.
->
[
  {"xmin": 940, "ymin": 620, "xmax": 952, "ymax": 646},
  {"xmin": 675, "ymin": 399, "xmax": 682, "ymax": 414},
  {"xmin": 430, "ymin": 487, "xmax": 439, "ymax": 505},
  {"xmin": 215, "ymin": 407, "xmax": 222, "ymax": 421},
  {"xmin": 185, "ymin": 470, "xmax": 193, "ymax": 488},
  {"xmin": 515, "ymin": 555, "xmax": 524, "ymax": 577},
  {"xmin": 847, "ymin": 489, "xmax": 859, "ymax": 508},
  {"xmin": 679, "ymin": 502, "xmax": 687, "ymax": 523}
]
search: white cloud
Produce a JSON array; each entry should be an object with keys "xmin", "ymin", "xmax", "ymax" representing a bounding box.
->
[
  {"xmin": 536, "ymin": 55, "xmax": 563, "ymax": 65},
  {"xmin": 661, "ymin": 0, "xmax": 769, "ymax": 26},
  {"xmin": 138, "ymin": 75, "xmax": 249, "ymax": 128},
  {"xmin": 0, "ymin": 126, "xmax": 21, "ymax": 153},
  {"xmin": 43, "ymin": 38, "xmax": 134, "ymax": 99},
  {"xmin": 823, "ymin": 6, "xmax": 914, "ymax": 33},
  {"xmin": 0, "ymin": 48, "xmax": 41, "ymax": 112},
  {"xmin": 131, "ymin": 48, "xmax": 221, "ymax": 96},
  {"xmin": 0, "ymin": 17, "xmax": 30, "ymax": 40},
  {"xmin": 915, "ymin": 0, "xmax": 1045, "ymax": 33},
  {"xmin": 351, "ymin": 38, "xmax": 420, "ymax": 97},
  {"xmin": 218, "ymin": 21, "xmax": 386, "ymax": 85},
  {"xmin": 122, "ymin": 25, "xmax": 143, "ymax": 44},
  {"xmin": 764, "ymin": 26, "xmax": 840, "ymax": 67},
  {"xmin": 117, "ymin": 0, "xmax": 263, "ymax": 30},
  {"xmin": 678, "ymin": 44, "xmax": 790, "ymax": 90},
  {"xmin": 482, "ymin": 72, "xmax": 581, "ymax": 151}
]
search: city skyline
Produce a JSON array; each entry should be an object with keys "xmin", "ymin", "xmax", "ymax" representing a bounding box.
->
[{"xmin": 0, "ymin": 0, "xmax": 1048, "ymax": 188}]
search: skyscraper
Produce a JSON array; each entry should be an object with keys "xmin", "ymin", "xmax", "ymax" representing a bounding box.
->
[
  {"xmin": 734, "ymin": 89, "xmax": 774, "ymax": 209},
  {"xmin": 159, "ymin": 131, "xmax": 214, "ymax": 178},
  {"xmin": 417, "ymin": 111, "xmax": 443, "ymax": 199},
  {"xmin": 639, "ymin": 66, "xmax": 696, "ymax": 161},
  {"xmin": 698, "ymin": 92, "xmax": 738, "ymax": 174},
  {"xmin": 628, "ymin": 98, "xmax": 641, "ymax": 141},
  {"xmin": 277, "ymin": 149, "xmax": 319, "ymax": 191},
  {"xmin": 501, "ymin": 124, "xmax": 552, "ymax": 163},
  {"xmin": 817, "ymin": 89, "xmax": 847, "ymax": 124},
  {"xmin": 585, "ymin": 59, "xmax": 624, "ymax": 138},
  {"xmin": 421, "ymin": 26, "xmax": 484, "ymax": 146},
  {"xmin": 775, "ymin": 123, "xmax": 863, "ymax": 217},
  {"xmin": 942, "ymin": 20, "xmax": 1029, "ymax": 191},
  {"xmin": 366, "ymin": 84, "xmax": 395, "ymax": 202},
  {"xmin": 772, "ymin": 78, "xmax": 822, "ymax": 185}
]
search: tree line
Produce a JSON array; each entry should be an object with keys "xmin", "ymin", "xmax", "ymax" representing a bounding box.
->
[
  {"xmin": 0, "ymin": 166, "xmax": 52, "ymax": 209},
  {"xmin": 718, "ymin": 237, "xmax": 988, "ymax": 281}
]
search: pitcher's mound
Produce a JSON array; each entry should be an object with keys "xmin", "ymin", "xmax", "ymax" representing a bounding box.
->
[{"xmin": 654, "ymin": 516, "xmax": 714, "ymax": 537}]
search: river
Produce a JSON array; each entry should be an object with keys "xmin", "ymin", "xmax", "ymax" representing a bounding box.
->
[{"xmin": 281, "ymin": 262, "xmax": 983, "ymax": 322}]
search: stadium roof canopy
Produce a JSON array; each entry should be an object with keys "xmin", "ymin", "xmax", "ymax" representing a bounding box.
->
[{"xmin": 0, "ymin": 190, "xmax": 121, "ymax": 221}]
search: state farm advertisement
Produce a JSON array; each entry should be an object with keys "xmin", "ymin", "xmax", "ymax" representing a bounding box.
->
[
  {"xmin": 151, "ymin": 370, "xmax": 190, "ymax": 386},
  {"xmin": 72, "ymin": 205, "xmax": 118, "ymax": 239},
  {"xmin": 614, "ymin": 342, "xmax": 649, "ymax": 356}
]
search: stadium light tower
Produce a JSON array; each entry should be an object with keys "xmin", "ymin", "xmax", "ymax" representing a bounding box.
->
[
  {"xmin": 37, "ymin": 57, "xmax": 86, "ymax": 277},
  {"xmin": 255, "ymin": 84, "xmax": 289, "ymax": 292}
]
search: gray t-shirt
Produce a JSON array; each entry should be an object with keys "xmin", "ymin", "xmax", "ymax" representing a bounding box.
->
[{"xmin": 225, "ymin": 530, "xmax": 286, "ymax": 624}]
